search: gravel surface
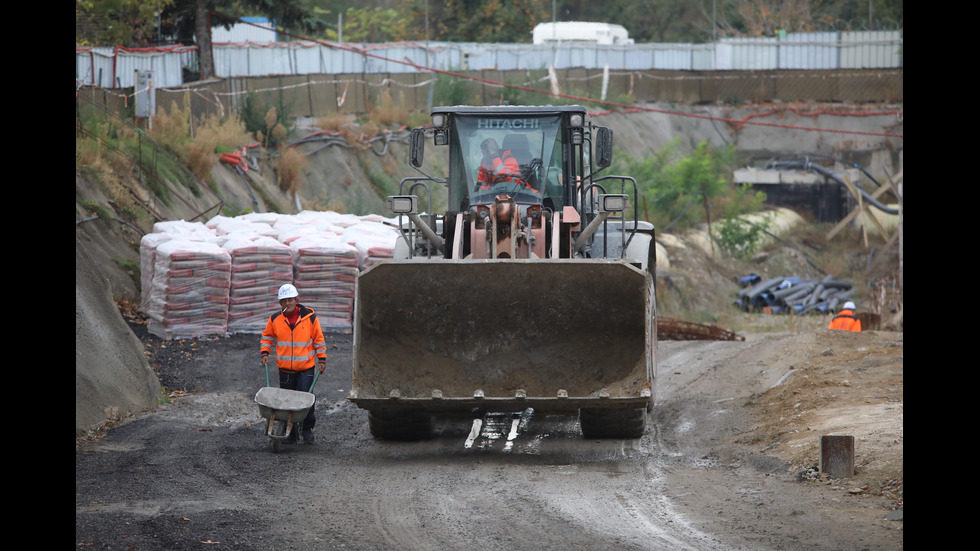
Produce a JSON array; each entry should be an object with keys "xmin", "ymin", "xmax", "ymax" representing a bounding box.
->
[{"xmin": 76, "ymin": 313, "xmax": 902, "ymax": 550}]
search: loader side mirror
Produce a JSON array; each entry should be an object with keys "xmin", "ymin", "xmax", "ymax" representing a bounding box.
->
[
  {"xmin": 595, "ymin": 127, "xmax": 613, "ymax": 168},
  {"xmin": 409, "ymin": 128, "xmax": 425, "ymax": 168}
]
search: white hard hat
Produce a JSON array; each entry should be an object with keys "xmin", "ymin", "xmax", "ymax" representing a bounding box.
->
[
  {"xmin": 843, "ymin": 301, "xmax": 855, "ymax": 310},
  {"xmin": 278, "ymin": 284, "xmax": 299, "ymax": 300}
]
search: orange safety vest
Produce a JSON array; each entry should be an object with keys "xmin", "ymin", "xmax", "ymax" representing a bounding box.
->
[
  {"xmin": 478, "ymin": 150, "xmax": 523, "ymax": 190},
  {"xmin": 260, "ymin": 305, "xmax": 328, "ymax": 371},
  {"xmin": 828, "ymin": 309, "xmax": 862, "ymax": 332}
]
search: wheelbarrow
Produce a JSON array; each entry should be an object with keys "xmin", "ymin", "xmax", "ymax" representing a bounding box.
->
[{"xmin": 255, "ymin": 363, "xmax": 320, "ymax": 453}]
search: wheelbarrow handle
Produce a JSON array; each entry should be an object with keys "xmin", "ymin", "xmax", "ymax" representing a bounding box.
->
[
  {"xmin": 264, "ymin": 360, "xmax": 320, "ymax": 394},
  {"xmin": 309, "ymin": 367, "xmax": 321, "ymax": 393}
]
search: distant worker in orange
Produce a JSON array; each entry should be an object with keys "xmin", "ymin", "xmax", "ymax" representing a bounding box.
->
[
  {"xmin": 828, "ymin": 301, "xmax": 862, "ymax": 332},
  {"xmin": 477, "ymin": 137, "xmax": 521, "ymax": 190}
]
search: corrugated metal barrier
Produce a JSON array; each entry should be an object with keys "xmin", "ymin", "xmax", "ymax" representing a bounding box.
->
[{"xmin": 77, "ymin": 31, "xmax": 902, "ymax": 90}]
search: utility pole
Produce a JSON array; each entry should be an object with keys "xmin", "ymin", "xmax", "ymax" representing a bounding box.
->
[{"xmin": 712, "ymin": 0, "xmax": 717, "ymax": 42}]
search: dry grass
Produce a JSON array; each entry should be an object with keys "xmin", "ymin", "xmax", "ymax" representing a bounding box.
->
[
  {"xmin": 316, "ymin": 113, "xmax": 356, "ymax": 132},
  {"xmin": 277, "ymin": 147, "xmax": 307, "ymax": 193},
  {"xmin": 77, "ymin": 119, "xmax": 144, "ymax": 214},
  {"xmin": 187, "ymin": 131, "xmax": 219, "ymax": 182},
  {"xmin": 368, "ymin": 88, "xmax": 410, "ymax": 127},
  {"xmin": 143, "ymin": 92, "xmax": 251, "ymax": 181},
  {"xmin": 201, "ymin": 113, "xmax": 251, "ymax": 149},
  {"xmin": 77, "ymin": 89, "xmax": 253, "ymax": 221},
  {"xmin": 148, "ymin": 96, "xmax": 191, "ymax": 150}
]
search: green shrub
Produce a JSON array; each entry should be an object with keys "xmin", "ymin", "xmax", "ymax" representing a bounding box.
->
[
  {"xmin": 616, "ymin": 140, "xmax": 738, "ymax": 230},
  {"xmin": 715, "ymin": 213, "xmax": 773, "ymax": 259},
  {"xmin": 238, "ymin": 90, "xmax": 293, "ymax": 147}
]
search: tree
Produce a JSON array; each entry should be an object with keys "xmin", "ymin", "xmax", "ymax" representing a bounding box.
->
[
  {"xmin": 399, "ymin": 0, "xmax": 550, "ymax": 43},
  {"xmin": 328, "ymin": 7, "xmax": 409, "ymax": 43},
  {"xmin": 76, "ymin": 0, "xmax": 174, "ymax": 47},
  {"xmin": 195, "ymin": 0, "xmax": 214, "ymax": 79},
  {"xmin": 617, "ymin": 140, "xmax": 738, "ymax": 230},
  {"xmin": 155, "ymin": 0, "xmax": 330, "ymax": 80},
  {"xmin": 712, "ymin": 0, "xmax": 904, "ymax": 37}
]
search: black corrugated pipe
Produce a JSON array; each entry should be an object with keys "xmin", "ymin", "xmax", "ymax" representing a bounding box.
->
[
  {"xmin": 768, "ymin": 159, "xmax": 899, "ymax": 215},
  {"xmin": 770, "ymin": 280, "xmax": 819, "ymax": 300}
]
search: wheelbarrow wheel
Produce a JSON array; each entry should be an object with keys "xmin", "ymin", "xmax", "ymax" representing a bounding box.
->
[{"xmin": 271, "ymin": 420, "xmax": 287, "ymax": 453}]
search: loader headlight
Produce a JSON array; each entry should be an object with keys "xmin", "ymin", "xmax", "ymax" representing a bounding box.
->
[
  {"xmin": 433, "ymin": 129, "xmax": 448, "ymax": 146},
  {"xmin": 569, "ymin": 113, "xmax": 584, "ymax": 145},
  {"xmin": 431, "ymin": 114, "xmax": 446, "ymax": 128},
  {"xmin": 387, "ymin": 195, "xmax": 418, "ymax": 214},
  {"xmin": 598, "ymin": 194, "xmax": 627, "ymax": 213}
]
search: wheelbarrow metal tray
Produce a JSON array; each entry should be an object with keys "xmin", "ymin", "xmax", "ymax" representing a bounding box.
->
[{"xmin": 255, "ymin": 387, "xmax": 315, "ymax": 423}]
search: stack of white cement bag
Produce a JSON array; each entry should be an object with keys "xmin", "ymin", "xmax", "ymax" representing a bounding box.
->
[
  {"xmin": 291, "ymin": 235, "xmax": 360, "ymax": 329},
  {"xmin": 283, "ymin": 211, "xmax": 362, "ymax": 330},
  {"xmin": 139, "ymin": 211, "xmax": 399, "ymax": 339},
  {"xmin": 140, "ymin": 220, "xmax": 232, "ymax": 340},
  {"xmin": 224, "ymin": 234, "xmax": 294, "ymax": 334}
]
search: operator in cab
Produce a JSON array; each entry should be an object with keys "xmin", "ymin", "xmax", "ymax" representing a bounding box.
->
[{"xmin": 476, "ymin": 137, "xmax": 521, "ymax": 191}]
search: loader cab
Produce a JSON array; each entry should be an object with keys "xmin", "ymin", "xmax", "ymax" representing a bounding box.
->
[
  {"xmin": 452, "ymin": 114, "xmax": 558, "ymax": 208},
  {"xmin": 404, "ymin": 105, "xmax": 630, "ymax": 260},
  {"xmin": 417, "ymin": 106, "xmax": 596, "ymax": 214}
]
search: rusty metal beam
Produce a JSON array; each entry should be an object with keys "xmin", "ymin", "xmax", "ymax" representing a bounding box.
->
[{"xmin": 658, "ymin": 317, "xmax": 744, "ymax": 341}]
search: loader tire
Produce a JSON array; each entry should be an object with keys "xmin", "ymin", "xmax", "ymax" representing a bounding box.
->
[
  {"xmin": 579, "ymin": 407, "xmax": 647, "ymax": 439},
  {"xmin": 368, "ymin": 409, "xmax": 434, "ymax": 441}
]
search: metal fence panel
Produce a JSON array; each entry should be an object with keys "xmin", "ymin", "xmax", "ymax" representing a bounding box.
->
[
  {"xmin": 215, "ymin": 32, "xmax": 908, "ymax": 78},
  {"xmin": 780, "ymin": 32, "xmax": 838, "ymax": 69},
  {"xmin": 76, "ymin": 47, "xmax": 116, "ymax": 88},
  {"xmin": 78, "ymin": 32, "xmax": 903, "ymax": 93},
  {"xmin": 212, "ymin": 18, "xmax": 277, "ymax": 43},
  {"xmin": 841, "ymin": 31, "xmax": 902, "ymax": 68},
  {"xmin": 651, "ymin": 44, "xmax": 695, "ymax": 70},
  {"xmin": 114, "ymin": 50, "xmax": 187, "ymax": 88},
  {"xmin": 334, "ymin": 47, "xmax": 369, "ymax": 74},
  {"xmin": 290, "ymin": 43, "xmax": 326, "ymax": 74},
  {"xmin": 432, "ymin": 43, "xmax": 466, "ymax": 71},
  {"xmin": 358, "ymin": 44, "xmax": 422, "ymax": 72},
  {"xmin": 214, "ymin": 44, "xmax": 250, "ymax": 77},
  {"xmin": 592, "ymin": 46, "xmax": 629, "ymax": 69},
  {"xmin": 76, "ymin": 47, "xmax": 190, "ymax": 88},
  {"xmin": 253, "ymin": 45, "xmax": 295, "ymax": 76},
  {"xmin": 721, "ymin": 37, "xmax": 780, "ymax": 70},
  {"xmin": 691, "ymin": 45, "xmax": 715, "ymax": 70}
]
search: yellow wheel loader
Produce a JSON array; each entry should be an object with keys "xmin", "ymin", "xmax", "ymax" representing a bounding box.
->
[{"xmin": 348, "ymin": 105, "xmax": 656, "ymax": 440}]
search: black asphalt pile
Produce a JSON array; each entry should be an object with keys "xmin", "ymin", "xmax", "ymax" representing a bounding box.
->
[{"xmin": 734, "ymin": 274, "xmax": 857, "ymax": 315}]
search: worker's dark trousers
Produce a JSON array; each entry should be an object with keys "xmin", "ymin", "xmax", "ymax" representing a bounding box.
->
[{"xmin": 278, "ymin": 368, "xmax": 316, "ymax": 430}]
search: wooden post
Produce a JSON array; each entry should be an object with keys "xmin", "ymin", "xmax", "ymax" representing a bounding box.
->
[{"xmin": 819, "ymin": 435, "xmax": 855, "ymax": 478}]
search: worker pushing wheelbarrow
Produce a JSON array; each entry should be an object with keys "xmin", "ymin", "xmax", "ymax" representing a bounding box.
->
[
  {"xmin": 256, "ymin": 284, "xmax": 329, "ymax": 451},
  {"xmin": 256, "ymin": 363, "xmax": 320, "ymax": 453}
]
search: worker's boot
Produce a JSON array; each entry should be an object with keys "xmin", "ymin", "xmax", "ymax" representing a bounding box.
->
[{"xmin": 302, "ymin": 427, "xmax": 315, "ymax": 444}]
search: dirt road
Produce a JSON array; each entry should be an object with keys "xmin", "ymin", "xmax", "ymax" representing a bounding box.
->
[{"xmin": 75, "ymin": 321, "xmax": 902, "ymax": 550}]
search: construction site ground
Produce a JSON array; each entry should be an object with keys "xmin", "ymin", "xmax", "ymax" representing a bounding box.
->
[
  {"xmin": 76, "ymin": 223, "xmax": 902, "ymax": 550},
  {"xmin": 76, "ymin": 102, "xmax": 902, "ymax": 549}
]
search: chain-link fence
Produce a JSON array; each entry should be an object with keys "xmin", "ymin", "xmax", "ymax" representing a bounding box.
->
[{"xmin": 77, "ymin": 65, "xmax": 902, "ymax": 127}]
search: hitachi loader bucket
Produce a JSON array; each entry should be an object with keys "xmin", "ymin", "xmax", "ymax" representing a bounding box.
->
[{"xmin": 349, "ymin": 258, "xmax": 655, "ymax": 439}]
